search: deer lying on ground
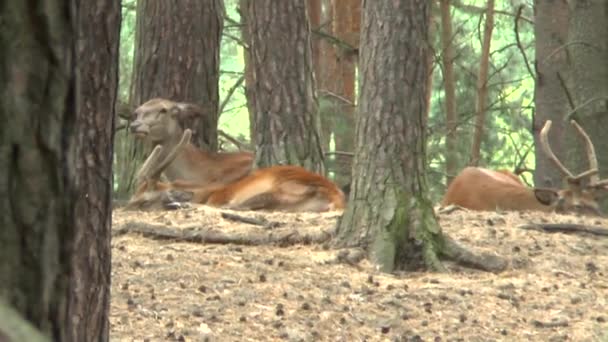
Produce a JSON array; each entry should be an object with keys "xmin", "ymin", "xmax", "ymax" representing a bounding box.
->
[
  {"xmin": 126, "ymin": 129, "xmax": 346, "ymax": 212},
  {"xmin": 129, "ymin": 98, "xmax": 254, "ymax": 187},
  {"xmin": 441, "ymin": 120, "xmax": 608, "ymax": 216}
]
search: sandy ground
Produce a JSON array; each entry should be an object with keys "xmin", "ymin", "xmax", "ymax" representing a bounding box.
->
[{"xmin": 109, "ymin": 205, "xmax": 608, "ymax": 342}]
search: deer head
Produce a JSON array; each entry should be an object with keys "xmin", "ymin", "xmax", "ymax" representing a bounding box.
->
[
  {"xmin": 538, "ymin": 120, "xmax": 608, "ymax": 215},
  {"xmin": 129, "ymin": 98, "xmax": 201, "ymax": 145}
]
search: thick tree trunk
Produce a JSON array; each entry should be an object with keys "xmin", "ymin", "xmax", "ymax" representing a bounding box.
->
[
  {"xmin": 565, "ymin": 0, "xmax": 608, "ymax": 210},
  {"xmin": 469, "ymin": 0, "xmax": 495, "ymax": 166},
  {"xmin": 334, "ymin": 0, "xmax": 442, "ymax": 271},
  {"xmin": 0, "ymin": 2, "xmax": 76, "ymax": 338},
  {"xmin": 533, "ymin": 0, "xmax": 570, "ymax": 188},
  {"xmin": 246, "ymin": 0, "xmax": 325, "ymax": 173},
  {"xmin": 334, "ymin": 0, "xmax": 505, "ymax": 273},
  {"xmin": 116, "ymin": 0, "xmax": 224, "ymax": 196},
  {"xmin": 131, "ymin": 0, "xmax": 223, "ymax": 149},
  {"xmin": 440, "ymin": 0, "xmax": 459, "ymax": 185},
  {"xmin": 68, "ymin": 1, "xmax": 120, "ymax": 341},
  {"xmin": 0, "ymin": 1, "xmax": 118, "ymax": 341}
]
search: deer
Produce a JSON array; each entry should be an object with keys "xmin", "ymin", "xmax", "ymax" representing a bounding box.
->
[
  {"xmin": 126, "ymin": 129, "xmax": 346, "ymax": 212},
  {"xmin": 441, "ymin": 120, "xmax": 608, "ymax": 216},
  {"xmin": 129, "ymin": 98, "xmax": 254, "ymax": 187}
]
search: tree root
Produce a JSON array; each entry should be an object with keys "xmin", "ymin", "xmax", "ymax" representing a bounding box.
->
[
  {"xmin": 220, "ymin": 212, "xmax": 282, "ymax": 229},
  {"xmin": 113, "ymin": 221, "xmax": 335, "ymax": 246},
  {"xmin": 518, "ymin": 223, "xmax": 608, "ymax": 237},
  {"xmin": 440, "ymin": 235, "xmax": 508, "ymax": 273}
]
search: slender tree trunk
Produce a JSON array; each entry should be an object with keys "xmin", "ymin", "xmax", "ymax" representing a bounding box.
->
[
  {"xmin": 240, "ymin": 0, "xmax": 257, "ymax": 146},
  {"xmin": 440, "ymin": 0, "xmax": 459, "ymax": 185},
  {"xmin": 0, "ymin": 0, "xmax": 118, "ymax": 340},
  {"xmin": 246, "ymin": 0, "xmax": 325, "ymax": 172},
  {"xmin": 334, "ymin": 0, "xmax": 442, "ymax": 271},
  {"xmin": 469, "ymin": 0, "xmax": 495, "ymax": 166},
  {"xmin": 68, "ymin": 1, "xmax": 120, "ymax": 341},
  {"xmin": 533, "ymin": 0, "xmax": 570, "ymax": 188},
  {"xmin": 330, "ymin": 0, "xmax": 359, "ymax": 186}
]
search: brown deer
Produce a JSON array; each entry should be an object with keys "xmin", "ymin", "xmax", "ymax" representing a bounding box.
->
[
  {"xmin": 441, "ymin": 120, "xmax": 608, "ymax": 216},
  {"xmin": 126, "ymin": 125, "xmax": 345, "ymax": 212},
  {"xmin": 129, "ymin": 98, "xmax": 254, "ymax": 187}
]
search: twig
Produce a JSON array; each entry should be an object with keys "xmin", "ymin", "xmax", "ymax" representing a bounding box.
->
[
  {"xmin": 518, "ymin": 223, "xmax": 608, "ymax": 237},
  {"xmin": 220, "ymin": 212, "xmax": 282, "ymax": 229},
  {"xmin": 324, "ymin": 151, "xmax": 354, "ymax": 158},
  {"xmin": 218, "ymin": 130, "xmax": 251, "ymax": 152},
  {"xmin": 318, "ymin": 90, "xmax": 356, "ymax": 107},
  {"xmin": 514, "ymin": 5, "xmax": 535, "ymax": 81},
  {"xmin": 219, "ymin": 75, "xmax": 245, "ymax": 116}
]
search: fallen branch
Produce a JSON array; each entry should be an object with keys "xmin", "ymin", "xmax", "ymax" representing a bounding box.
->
[
  {"xmin": 518, "ymin": 223, "xmax": 608, "ymax": 237},
  {"xmin": 113, "ymin": 221, "xmax": 335, "ymax": 246},
  {"xmin": 220, "ymin": 212, "xmax": 282, "ymax": 229}
]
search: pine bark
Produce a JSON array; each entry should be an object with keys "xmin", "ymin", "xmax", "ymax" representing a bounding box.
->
[
  {"xmin": 334, "ymin": 0, "xmax": 444, "ymax": 271},
  {"xmin": 130, "ymin": 0, "xmax": 224, "ymax": 149},
  {"xmin": 565, "ymin": 0, "xmax": 608, "ymax": 210},
  {"xmin": 533, "ymin": 0, "xmax": 570, "ymax": 188},
  {"xmin": 68, "ymin": 1, "xmax": 121, "ymax": 340},
  {"xmin": 0, "ymin": 0, "xmax": 119, "ymax": 340},
  {"xmin": 246, "ymin": 0, "xmax": 325, "ymax": 172}
]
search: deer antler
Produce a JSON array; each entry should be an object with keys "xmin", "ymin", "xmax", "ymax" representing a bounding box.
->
[
  {"xmin": 135, "ymin": 129, "xmax": 192, "ymax": 187},
  {"xmin": 568, "ymin": 120, "xmax": 601, "ymax": 184},
  {"xmin": 135, "ymin": 145, "xmax": 164, "ymax": 185},
  {"xmin": 145, "ymin": 129, "xmax": 193, "ymax": 182},
  {"xmin": 539, "ymin": 120, "xmax": 574, "ymax": 179}
]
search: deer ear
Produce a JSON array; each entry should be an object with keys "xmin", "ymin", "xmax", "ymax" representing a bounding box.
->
[{"xmin": 533, "ymin": 188, "xmax": 559, "ymax": 205}]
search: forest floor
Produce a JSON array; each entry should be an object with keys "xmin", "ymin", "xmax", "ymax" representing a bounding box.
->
[{"xmin": 109, "ymin": 205, "xmax": 608, "ymax": 342}]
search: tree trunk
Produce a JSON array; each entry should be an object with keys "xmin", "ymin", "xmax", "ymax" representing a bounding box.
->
[
  {"xmin": 116, "ymin": 0, "xmax": 224, "ymax": 196},
  {"xmin": 131, "ymin": 0, "xmax": 223, "ymax": 149},
  {"xmin": 68, "ymin": 1, "xmax": 121, "ymax": 341},
  {"xmin": 240, "ymin": 0, "xmax": 257, "ymax": 146},
  {"xmin": 334, "ymin": 0, "xmax": 505, "ymax": 274},
  {"xmin": 0, "ymin": 0, "xmax": 118, "ymax": 340},
  {"xmin": 565, "ymin": 0, "xmax": 608, "ymax": 210},
  {"xmin": 469, "ymin": 0, "xmax": 495, "ymax": 166},
  {"xmin": 440, "ymin": 0, "xmax": 459, "ymax": 185},
  {"xmin": 309, "ymin": 0, "xmax": 336, "ymax": 172},
  {"xmin": 533, "ymin": 0, "xmax": 570, "ymax": 188},
  {"xmin": 246, "ymin": 0, "xmax": 325, "ymax": 173}
]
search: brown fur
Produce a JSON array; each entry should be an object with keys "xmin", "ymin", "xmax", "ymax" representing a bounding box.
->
[
  {"xmin": 129, "ymin": 165, "xmax": 345, "ymax": 212},
  {"xmin": 441, "ymin": 167, "xmax": 603, "ymax": 216},
  {"xmin": 130, "ymin": 98, "xmax": 254, "ymax": 186}
]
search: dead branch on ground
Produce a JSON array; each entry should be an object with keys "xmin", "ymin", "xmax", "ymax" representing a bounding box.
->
[
  {"xmin": 113, "ymin": 221, "xmax": 335, "ymax": 246},
  {"xmin": 518, "ymin": 223, "xmax": 608, "ymax": 237}
]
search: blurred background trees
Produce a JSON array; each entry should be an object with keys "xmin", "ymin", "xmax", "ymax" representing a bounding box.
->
[{"xmin": 115, "ymin": 0, "xmax": 608, "ymax": 209}]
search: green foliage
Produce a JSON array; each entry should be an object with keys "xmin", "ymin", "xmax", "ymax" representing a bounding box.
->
[{"xmin": 426, "ymin": 1, "xmax": 536, "ymax": 201}]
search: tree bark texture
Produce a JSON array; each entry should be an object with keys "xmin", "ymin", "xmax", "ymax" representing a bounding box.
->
[
  {"xmin": 335, "ymin": 0, "xmax": 444, "ymax": 272},
  {"xmin": 469, "ymin": 0, "xmax": 495, "ymax": 166},
  {"xmin": 533, "ymin": 0, "xmax": 570, "ymax": 188},
  {"xmin": 68, "ymin": 1, "xmax": 121, "ymax": 341},
  {"xmin": 440, "ymin": 0, "xmax": 459, "ymax": 185},
  {"xmin": 565, "ymin": 0, "xmax": 608, "ymax": 210},
  {"xmin": 131, "ymin": 0, "xmax": 224, "ymax": 150},
  {"xmin": 246, "ymin": 0, "xmax": 325, "ymax": 173},
  {"xmin": 0, "ymin": 2, "xmax": 76, "ymax": 339}
]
